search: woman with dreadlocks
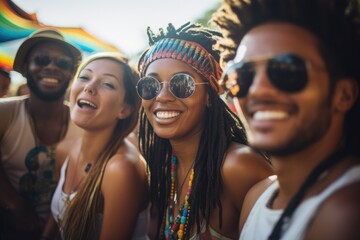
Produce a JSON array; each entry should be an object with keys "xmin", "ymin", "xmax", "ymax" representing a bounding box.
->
[
  {"xmin": 137, "ymin": 22, "xmax": 273, "ymax": 240},
  {"xmin": 48, "ymin": 52, "xmax": 150, "ymax": 240}
]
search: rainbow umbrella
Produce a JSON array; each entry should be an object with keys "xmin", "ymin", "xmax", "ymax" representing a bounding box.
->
[{"xmin": 0, "ymin": 0, "xmax": 120, "ymax": 70}]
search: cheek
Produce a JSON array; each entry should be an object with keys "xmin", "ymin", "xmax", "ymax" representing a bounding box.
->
[
  {"xmin": 69, "ymin": 83, "xmax": 81, "ymax": 107},
  {"xmin": 141, "ymin": 100, "xmax": 152, "ymax": 111}
]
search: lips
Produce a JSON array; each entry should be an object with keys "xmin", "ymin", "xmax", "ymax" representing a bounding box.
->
[
  {"xmin": 77, "ymin": 99, "xmax": 97, "ymax": 109},
  {"xmin": 41, "ymin": 77, "xmax": 59, "ymax": 84}
]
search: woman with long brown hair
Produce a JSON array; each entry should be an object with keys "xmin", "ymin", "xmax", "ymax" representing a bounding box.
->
[{"xmin": 49, "ymin": 52, "xmax": 149, "ymax": 240}]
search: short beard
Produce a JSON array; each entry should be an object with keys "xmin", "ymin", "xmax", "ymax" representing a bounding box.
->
[
  {"xmin": 265, "ymin": 106, "xmax": 332, "ymax": 157},
  {"xmin": 27, "ymin": 75, "xmax": 69, "ymax": 102}
]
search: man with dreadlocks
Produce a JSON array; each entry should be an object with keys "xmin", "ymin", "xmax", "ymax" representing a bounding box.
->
[
  {"xmin": 137, "ymin": 22, "xmax": 273, "ymax": 240},
  {"xmin": 213, "ymin": 0, "xmax": 360, "ymax": 239}
]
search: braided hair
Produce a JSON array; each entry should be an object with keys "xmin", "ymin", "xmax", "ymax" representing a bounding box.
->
[
  {"xmin": 213, "ymin": 0, "xmax": 360, "ymax": 156},
  {"xmin": 138, "ymin": 22, "xmax": 266, "ymax": 239}
]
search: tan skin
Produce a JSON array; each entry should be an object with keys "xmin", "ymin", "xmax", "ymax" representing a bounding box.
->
[
  {"xmin": 0, "ymin": 42, "xmax": 79, "ymax": 238},
  {"xmin": 47, "ymin": 59, "xmax": 149, "ymax": 239},
  {"xmin": 143, "ymin": 58, "xmax": 273, "ymax": 239},
  {"xmin": 237, "ymin": 23, "xmax": 360, "ymax": 239}
]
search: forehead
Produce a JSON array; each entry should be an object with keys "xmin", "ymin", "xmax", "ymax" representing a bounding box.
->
[
  {"xmin": 146, "ymin": 58, "xmax": 198, "ymax": 77},
  {"xmin": 82, "ymin": 59, "xmax": 124, "ymax": 78},
  {"xmin": 236, "ymin": 22, "xmax": 323, "ymax": 62},
  {"xmin": 27, "ymin": 41, "xmax": 73, "ymax": 58}
]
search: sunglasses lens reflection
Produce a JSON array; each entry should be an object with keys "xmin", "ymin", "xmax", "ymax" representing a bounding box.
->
[
  {"xmin": 137, "ymin": 74, "xmax": 197, "ymax": 100},
  {"xmin": 224, "ymin": 54, "xmax": 309, "ymax": 98},
  {"xmin": 137, "ymin": 77, "xmax": 161, "ymax": 100},
  {"xmin": 169, "ymin": 74, "xmax": 196, "ymax": 99}
]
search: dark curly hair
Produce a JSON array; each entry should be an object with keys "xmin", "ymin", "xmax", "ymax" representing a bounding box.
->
[
  {"xmin": 212, "ymin": 0, "xmax": 360, "ymax": 155},
  {"xmin": 138, "ymin": 22, "xmax": 267, "ymax": 239}
]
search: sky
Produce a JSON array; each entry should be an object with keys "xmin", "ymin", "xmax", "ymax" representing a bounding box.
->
[{"xmin": 12, "ymin": 0, "xmax": 220, "ymax": 59}]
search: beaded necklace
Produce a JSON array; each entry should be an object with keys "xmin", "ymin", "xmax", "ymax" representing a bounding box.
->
[{"xmin": 165, "ymin": 155, "xmax": 194, "ymax": 240}]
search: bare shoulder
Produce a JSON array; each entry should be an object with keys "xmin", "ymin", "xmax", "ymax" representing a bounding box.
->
[
  {"xmin": 221, "ymin": 142, "xmax": 273, "ymax": 210},
  {"xmin": 240, "ymin": 176, "xmax": 277, "ymax": 230},
  {"xmin": 0, "ymin": 96, "xmax": 25, "ymax": 138},
  {"xmin": 306, "ymin": 181, "xmax": 360, "ymax": 240},
  {"xmin": 222, "ymin": 142, "xmax": 273, "ymax": 185},
  {"xmin": 103, "ymin": 139, "xmax": 147, "ymax": 184}
]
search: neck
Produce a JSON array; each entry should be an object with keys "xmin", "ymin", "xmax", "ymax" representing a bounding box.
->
[
  {"xmin": 170, "ymin": 130, "xmax": 202, "ymax": 172},
  {"xmin": 79, "ymin": 125, "xmax": 118, "ymax": 164},
  {"xmin": 28, "ymin": 94, "xmax": 66, "ymax": 119},
  {"xmin": 272, "ymin": 135, "xmax": 345, "ymax": 201},
  {"xmin": 26, "ymin": 96, "xmax": 68, "ymax": 145}
]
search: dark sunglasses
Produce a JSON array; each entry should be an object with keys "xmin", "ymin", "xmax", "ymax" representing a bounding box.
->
[
  {"xmin": 221, "ymin": 53, "xmax": 325, "ymax": 98},
  {"xmin": 31, "ymin": 54, "xmax": 73, "ymax": 71},
  {"xmin": 136, "ymin": 73, "xmax": 208, "ymax": 100}
]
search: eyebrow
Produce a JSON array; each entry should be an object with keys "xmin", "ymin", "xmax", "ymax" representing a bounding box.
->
[{"xmin": 82, "ymin": 68, "xmax": 120, "ymax": 81}]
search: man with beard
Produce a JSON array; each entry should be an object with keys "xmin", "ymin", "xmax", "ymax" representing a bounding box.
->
[
  {"xmin": 0, "ymin": 28, "xmax": 82, "ymax": 239},
  {"xmin": 213, "ymin": 0, "xmax": 360, "ymax": 239}
]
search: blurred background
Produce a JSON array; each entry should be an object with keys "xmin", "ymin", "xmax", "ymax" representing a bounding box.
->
[{"xmin": 0, "ymin": 0, "xmax": 221, "ymax": 96}]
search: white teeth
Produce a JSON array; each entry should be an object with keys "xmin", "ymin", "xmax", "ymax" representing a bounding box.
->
[
  {"xmin": 78, "ymin": 99, "xmax": 97, "ymax": 109},
  {"xmin": 253, "ymin": 111, "xmax": 289, "ymax": 120},
  {"xmin": 156, "ymin": 111, "xmax": 180, "ymax": 119},
  {"xmin": 42, "ymin": 78, "xmax": 59, "ymax": 84}
]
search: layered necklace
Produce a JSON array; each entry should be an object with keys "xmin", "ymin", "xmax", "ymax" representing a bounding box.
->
[{"xmin": 165, "ymin": 155, "xmax": 195, "ymax": 240}]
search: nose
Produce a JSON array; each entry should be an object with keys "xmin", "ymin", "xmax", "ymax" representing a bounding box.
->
[
  {"xmin": 43, "ymin": 59, "xmax": 59, "ymax": 70},
  {"xmin": 155, "ymin": 82, "xmax": 175, "ymax": 102},
  {"xmin": 247, "ymin": 65, "xmax": 276, "ymax": 97},
  {"xmin": 84, "ymin": 82, "xmax": 97, "ymax": 95}
]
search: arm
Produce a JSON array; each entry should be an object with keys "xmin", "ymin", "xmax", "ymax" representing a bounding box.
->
[{"xmin": 100, "ymin": 153, "xmax": 148, "ymax": 240}]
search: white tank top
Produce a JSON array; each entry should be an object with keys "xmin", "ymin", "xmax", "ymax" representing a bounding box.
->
[
  {"xmin": 240, "ymin": 165, "xmax": 360, "ymax": 240},
  {"xmin": 51, "ymin": 159, "xmax": 150, "ymax": 239}
]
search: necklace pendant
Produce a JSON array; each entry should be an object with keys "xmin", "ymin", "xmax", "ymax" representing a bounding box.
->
[
  {"xmin": 174, "ymin": 191, "xmax": 178, "ymax": 204},
  {"xmin": 65, "ymin": 196, "xmax": 71, "ymax": 207}
]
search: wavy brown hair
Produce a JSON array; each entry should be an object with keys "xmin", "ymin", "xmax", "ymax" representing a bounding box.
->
[{"xmin": 61, "ymin": 52, "xmax": 141, "ymax": 240}]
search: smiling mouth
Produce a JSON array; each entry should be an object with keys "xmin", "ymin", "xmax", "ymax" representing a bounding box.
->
[
  {"xmin": 252, "ymin": 110, "xmax": 289, "ymax": 121},
  {"xmin": 77, "ymin": 99, "xmax": 97, "ymax": 109},
  {"xmin": 155, "ymin": 111, "xmax": 180, "ymax": 119},
  {"xmin": 42, "ymin": 77, "xmax": 59, "ymax": 84}
]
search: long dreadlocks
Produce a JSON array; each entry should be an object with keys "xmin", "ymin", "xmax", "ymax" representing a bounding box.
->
[{"xmin": 138, "ymin": 22, "xmax": 266, "ymax": 239}]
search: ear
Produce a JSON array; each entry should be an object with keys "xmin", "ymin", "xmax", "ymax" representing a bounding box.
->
[
  {"xmin": 117, "ymin": 103, "xmax": 133, "ymax": 120},
  {"xmin": 332, "ymin": 78, "xmax": 358, "ymax": 113}
]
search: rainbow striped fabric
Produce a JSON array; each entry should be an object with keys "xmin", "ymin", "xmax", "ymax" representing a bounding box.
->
[{"xmin": 0, "ymin": 0, "xmax": 119, "ymax": 70}]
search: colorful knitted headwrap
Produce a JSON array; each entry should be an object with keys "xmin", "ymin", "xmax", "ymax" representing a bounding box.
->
[{"xmin": 138, "ymin": 38, "xmax": 224, "ymax": 94}]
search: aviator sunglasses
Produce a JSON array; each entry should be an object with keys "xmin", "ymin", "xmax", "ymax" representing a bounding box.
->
[
  {"xmin": 136, "ymin": 73, "xmax": 208, "ymax": 100},
  {"xmin": 31, "ymin": 54, "xmax": 73, "ymax": 71},
  {"xmin": 222, "ymin": 53, "xmax": 325, "ymax": 98}
]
